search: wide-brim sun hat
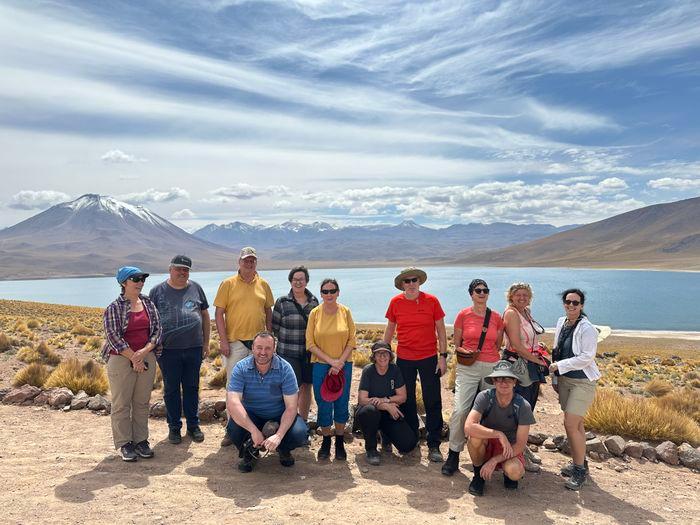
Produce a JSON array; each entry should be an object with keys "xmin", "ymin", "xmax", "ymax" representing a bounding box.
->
[
  {"xmin": 371, "ymin": 341, "xmax": 394, "ymax": 356},
  {"xmin": 484, "ymin": 360, "xmax": 520, "ymax": 384},
  {"xmin": 394, "ymin": 267, "xmax": 427, "ymax": 290},
  {"xmin": 320, "ymin": 368, "xmax": 346, "ymax": 402}
]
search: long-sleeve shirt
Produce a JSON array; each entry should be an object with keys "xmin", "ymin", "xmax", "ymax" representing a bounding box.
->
[
  {"xmin": 102, "ymin": 294, "xmax": 162, "ymax": 362},
  {"xmin": 272, "ymin": 289, "xmax": 319, "ymax": 359}
]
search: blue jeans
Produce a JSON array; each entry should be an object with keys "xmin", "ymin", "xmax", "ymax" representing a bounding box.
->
[
  {"xmin": 157, "ymin": 347, "xmax": 203, "ymax": 431},
  {"xmin": 226, "ymin": 412, "xmax": 309, "ymax": 453},
  {"xmin": 312, "ymin": 361, "xmax": 353, "ymax": 427}
]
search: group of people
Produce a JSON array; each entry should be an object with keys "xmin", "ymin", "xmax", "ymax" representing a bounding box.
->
[{"xmin": 102, "ymin": 247, "xmax": 601, "ymax": 495}]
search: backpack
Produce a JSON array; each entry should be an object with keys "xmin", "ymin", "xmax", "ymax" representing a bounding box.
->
[{"xmin": 479, "ymin": 388, "xmax": 524, "ymax": 427}]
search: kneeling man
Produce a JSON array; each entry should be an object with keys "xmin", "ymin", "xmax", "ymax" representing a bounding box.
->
[
  {"xmin": 464, "ymin": 360, "xmax": 535, "ymax": 496},
  {"xmin": 226, "ymin": 331, "xmax": 308, "ymax": 472}
]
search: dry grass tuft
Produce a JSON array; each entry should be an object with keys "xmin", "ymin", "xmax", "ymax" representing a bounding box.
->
[
  {"xmin": 689, "ymin": 379, "xmax": 700, "ymax": 389},
  {"xmin": 212, "ymin": 356, "xmax": 222, "ymax": 368},
  {"xmin": 71, "ymin": 323, "xmax": 93, "ymax": 336},
  {"xmin": 45, "ymin": 357, "xmax": 108, "ymax": 396},
  {"xmin": 36, "ymin": 341, "xmax": 62, "ymax": 366},
  {"xmin": 27, "ymin": 319, "xmax": 40, "ymax": 329},
  {"xmin": 615, "ymin": 355, "xmax": 636, "ymax": 366},
  {"xmin": 17, "ymin": 345, "xmax": 40, "ymax": 363},
  {"xmin": 207, "ymin": 344, "xmax": 220, "ymax": 359},
  {"xmin": 84, "ymin": 336, "xmax": 102, "ymax": 351},
  {"xmin": 644, "ymin": 378, "xmax": 674, "ymax": 397},
  {"xmin": 653, "ymin": 388, "xmax": 700, "ymax": 425},
  {"xmin": 415, "ymin": 382, "xmax": 425, "ymax": 414},
  {"xmin": 0, "ymin": 331, "xmax": 12, "ymax": 352},
  {"xmin": 208, "ymin": 368, "xmax": 228, "ymax": 388},
  {"xmin": 585, "ymin": 388, "xmax": 700, "ymax": 446},
  {"xmin": 12, "ymin": 363, "xmax": 51, "ymax": 388},
  {"xmin": 153, "ymin": 367, "xmax": 163, "ymax": 391},
  {"xmin": 352, "ymin": 348, "xmax": 371, "ymax": 368}
]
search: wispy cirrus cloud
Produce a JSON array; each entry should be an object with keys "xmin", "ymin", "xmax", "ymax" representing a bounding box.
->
[{"xmin": 7, "ymin": 190, "xmax": 71, "ymax": 210}]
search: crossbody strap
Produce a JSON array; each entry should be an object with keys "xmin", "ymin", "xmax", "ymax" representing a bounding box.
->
[{"xmin": 476, "ymin": 308, "xmax": 492, "ymax": 352}]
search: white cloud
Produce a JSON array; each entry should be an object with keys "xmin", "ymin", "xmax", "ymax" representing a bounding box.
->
[
  {"xmin": 119, "ymin": 187, "xmax": 190, "ymax": 205},
  {"xmin": 171, "ymin": 208, "xmax": 196, "ymax": 219},
  {"xmin": 208, "ymin": 184, "xmax": 291, "ymax": 202},
  {"xmin": 525, "ymin": 99, "xmax": 619, "ymax": 132},
  {"xmin": 7, "ymin": 190, "xmax": 71, "ymax": 210},
  {"xmin": 101, "ymin": 149, "xmax": 146, "ymax": 163},
  {"xmin": 647, "ymin": 177, "xmax": 700, "ymax": 190}
]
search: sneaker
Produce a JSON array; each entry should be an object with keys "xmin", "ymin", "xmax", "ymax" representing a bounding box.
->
[
  {"xmin": 168, "ymin": 429, "xmax": 182, "ymax": 444},
  {"xmin": 187, "ymin": 427, "xmax": 205, "ymax": 443},
  {"xmin": 524, "ymin": 447, "xmax": 542, "ymax": 473},
  {"xmin": 565, "ymin": 465, "xmax": 587, "ymax": 491},
  {"xmin": 428, "ymin": 446, "xmax": 443, "ymax": 463},
  {"xmin": 468, "ymin": 467, "xmax": 485, "ymax": 497},
  {"xmin": 441, "ymin": 449, "xmax": 460, "ymax": 476},
  {"xmin": 366, "ymin": 449, "xmax": 381, "ymax": 466},
  {"xmin": 120, "ymin": 442, "xmax": 138, "ymax": 462},
  {"xmin": 504, "ymin": 475, "xmax": 519, "ymax": 490},
  {"xmin": 134, "ymin": 440, "xmax": 154, "ymax": 459},
  {"xmin": 279, "ymin": 449, "xmax": 295, "ymax": 467},
  {"xmin": 221, "ymin": 434, "xmax": 233, "ymax": 447},
  {"xmin": 561, "ymin": 459, "xmax": 589, "ymax": 477}
]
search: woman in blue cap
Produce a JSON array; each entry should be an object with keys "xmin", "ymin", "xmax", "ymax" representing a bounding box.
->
[{"xmin": 102, "ymin": 266, "xmax": 162, "ymax": 462}]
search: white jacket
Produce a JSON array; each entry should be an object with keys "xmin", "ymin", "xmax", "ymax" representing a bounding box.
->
[{"xmin": 553, "ymin": 316, "xmax": 601, "ymax": 381}]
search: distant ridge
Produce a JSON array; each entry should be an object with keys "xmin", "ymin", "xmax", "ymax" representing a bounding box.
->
[
  {"xmin": 0, "ymin": 194, "xmax": 236, "ymax": 280},
  {"xmin": 458, "ymin": 196, "xmax": 700, "ymax": 270}
]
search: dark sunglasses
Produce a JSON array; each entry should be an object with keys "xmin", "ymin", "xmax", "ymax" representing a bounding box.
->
[
  {"xmin": 128, "ymin": 276, "xmax": 147, "ymax": 283},
  {"xmin": 473, "ymin": 288, "xmax": 490, "ymax": 294},
  {"xmin": 320, "ymin": 288, "xmax": 338, "ymax": 295},
  {"xmin": 403, "ymin": 277, "xmax": 419, "ymax": 284},
  {"xmin": 564, "ymin": 300, "xmax": 581, "ymax": 306}
]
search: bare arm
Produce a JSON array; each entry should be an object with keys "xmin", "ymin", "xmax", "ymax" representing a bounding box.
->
[
  {"xmin": 383, "ymin": 320, "xmax": 397, "ymax": 343},
  {"xmin": 201, "ymin": 309, "xmax": 211, "ymax": 358},
  {"xmin": 503, "ymin": 309, "xmax": 543, "ymax": 364},
  {"xmin": 215, "ymin": 307, "xmax": 230, "ymax": 357}
]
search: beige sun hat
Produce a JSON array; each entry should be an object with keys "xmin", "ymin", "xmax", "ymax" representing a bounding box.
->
[{"xmin": 394, "ymin": 267, "xmax": 427, "ymax": 290}]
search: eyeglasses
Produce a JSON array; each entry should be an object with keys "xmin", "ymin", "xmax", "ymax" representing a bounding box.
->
[
  {"xmin": 564, "ymin": 300, "xmax": 581, "ymax": 306},
  {"xmin": 473, "ymin": 288, "xmax": 490, "ymax": 294},
  {"xmin": 128, "ymin": 276, "xmax": 147, "ymax": 283},
  {"xmin": 320, "ymin": 288, "xmax": 338, "ymax": 295},
  {"xmin": 403, "ymin": 277, "xmax": 419, "ymax": 284}
]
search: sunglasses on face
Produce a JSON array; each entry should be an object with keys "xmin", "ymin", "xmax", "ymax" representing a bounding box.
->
[
  {"xmin": 320, "ymin": 288, "xmax": 338, "ymax": 295},
  {"xmin": 473, "ymin": 288, "xmax": 490, "ymax": 294},
  {"xmin": 403, "ymin": 277, "xmax": 419, "ymax": 284},
  {"xmin": 564, "ymin": 300, "xmax": 581, "ymax": 306},
  {"xmin": 128, "ymin": 276, "xmax": 147, "ymax": 283}
]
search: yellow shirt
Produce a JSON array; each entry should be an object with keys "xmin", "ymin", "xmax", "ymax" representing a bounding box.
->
[
  {"xmin": 213, "ymin": 273, "xmax": 274, "ymax": 341},
  {"xmin": 306, "ymin": 303, "xmax": 357, "ymax": 362}
]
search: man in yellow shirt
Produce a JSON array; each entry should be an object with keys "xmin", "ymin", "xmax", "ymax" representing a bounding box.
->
[{"xmin": 214, "ymin": 246, "xmax": 274, "ymax": 446}]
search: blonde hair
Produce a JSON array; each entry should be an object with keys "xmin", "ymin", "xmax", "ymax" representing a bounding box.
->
[{"xmin": 506, "ymin": 282, "xmax": 533, "ymax": 305}]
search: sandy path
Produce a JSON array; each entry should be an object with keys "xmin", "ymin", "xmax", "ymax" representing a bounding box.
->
[{"xmin": 2, "ymin": 387, "xmax": 698, "ymax": 525}]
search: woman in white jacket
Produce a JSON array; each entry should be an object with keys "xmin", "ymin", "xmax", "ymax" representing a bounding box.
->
[{"xmin": 549, "ymin": 288, "xmax": 601, "ymax": 491}]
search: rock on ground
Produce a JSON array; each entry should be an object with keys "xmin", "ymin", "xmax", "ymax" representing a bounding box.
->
[
  {"xmin": 586, "ymin": 437, "xmax": 608, "ymax": 455},
  {"xmin": 656, "ymin": 441, "xmax": 679, "ymax": 466},
  {"xmin": 47, "ymin": 387, "xmax": 74, "ymax": 408},
  {"xmin": 604, "ymin": 435, "xmax": 626, "ymax": 456},
  {"xmin": 624, "ymin": 442, "xmax": 644, "ymax": 459},
  {"xmin": 2, "ymin": 385, "xmax": 41, "ymax": 405},
  {"xmin": 677, "ymin": 443, "xmax": 700, "ymax": 470},
  {"xmin": 70, "ymin": 391, "xmax": 90, "ymax": 410}
]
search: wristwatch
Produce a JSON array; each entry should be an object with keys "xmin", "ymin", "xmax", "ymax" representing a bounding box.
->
[{"xmin": 439, "ymin": 352, "xmax": 448, "ymax": 358}]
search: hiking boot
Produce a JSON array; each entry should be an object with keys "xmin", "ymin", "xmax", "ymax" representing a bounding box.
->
[
  {"xmin": 317, "ymin": 435, "xmax": 332, "ymax": 460},
  {"xmin": 468, "ymin": 465, "xmax": 485, "ymax": 497},
  {"xmin": 187, "ymin": 427, "xmax": 205, "ymax": 443},
  {"xmin": 428, "ymin": 446, "xmax": 443, "ymax": 463},
  {"xmin": 279, "ymin": 450, "xmax": 295, "ymax": 467},
  {"xmin": 134, "ymin": 440, "xmax": 154, "ymax": 458},
  {"xmin": 565, "ymin": 465, "xmax": 587, "ymax": 490},
  {"xmin": 441, "ymin": 449, "xmax": 460, "ymax": 476},
  {"xmin": 335, "ymin": 434, "xmax": 347, "ymax": 461},
  {"xmin": 168, "ymin": 429, "xmax": 182, "ymax": 444},
  {"xmin": 366, "ymin": 449, "xmax": 381, "ymax": 466},
  {"xmin": 238, "ymin": 455, "xmax": 255, "ymax": 473},
  {"xmin": 120, "ymin": 442, "xmax": 138, "ymax": 462},
  {"xmin": 561, "ymin": 459, "xmax": 589, "ymax": 477},
  {"xmin": 524, "ymin": 446, "xmax": 541, "ymax": 472},
  {"xmin": 380, "ymin": 431, "xmax": 393, "ymax": 454},
  {"xmin": 221, "ymin": 434, "xmax": 233, "ymax": 447},
  {"xmin": 503, "ymin": 474, "xmax": 519, "ymax": 490}
]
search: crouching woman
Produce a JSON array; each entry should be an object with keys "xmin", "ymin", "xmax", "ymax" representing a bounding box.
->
[{"xmin": 356, "ymin": 341, "xmax": 418, "ymax": 465}]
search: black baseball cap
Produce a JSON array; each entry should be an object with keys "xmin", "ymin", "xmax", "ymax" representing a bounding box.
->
[{"xmin": 170, "ymin": 255, "xmax": 192, "ymax": 269}]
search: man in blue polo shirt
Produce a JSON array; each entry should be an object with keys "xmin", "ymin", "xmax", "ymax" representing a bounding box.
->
[{"xmin": 226, "ymin": 331, "xmax": 309, "ymax": 472}]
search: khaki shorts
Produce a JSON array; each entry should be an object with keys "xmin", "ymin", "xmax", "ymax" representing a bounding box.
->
[{"xmin": 558, "ymin": 376, "xmax": 597, "ymax": 417}]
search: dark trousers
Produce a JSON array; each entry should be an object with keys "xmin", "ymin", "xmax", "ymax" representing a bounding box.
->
[
  {"xmin": 226, "ymin": 412, "xmax": 309, "ymax": 453},
  {"xmin": 397, "ymin": 355, "xmax": 443, "ymax": 448},
  {"xmin": 356, "ymin": 404, "xmax": 418, "ymax": 453},
  {"xmin": 157, "ymin": 347, "xmax": 203, "ymax": 431},
  {"xmin": 516, "ymin": 382, "xmax": 541, "ymax": 411}
]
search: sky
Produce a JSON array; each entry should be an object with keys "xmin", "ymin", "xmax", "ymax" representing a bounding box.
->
[{"xmin": 1, "ymin": 0, "xmax": 699, "ymax": 231}]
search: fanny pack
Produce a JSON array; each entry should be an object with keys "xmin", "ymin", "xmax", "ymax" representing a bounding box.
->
[{"xmin": 455, "ymin": 308, "xmax": 491, "ymax": 366}]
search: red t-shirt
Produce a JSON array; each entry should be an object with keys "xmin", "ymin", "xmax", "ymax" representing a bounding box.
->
[
  {"xmin": 123, "ymin": 309, "xmax": 150, "ymax": 352},
  {"xmin": 385, "ymin": 292, "xmax": 445, "ymax": 360},
  {"xmin": 453, "ymin": 307, "xmax": 504, "ymax": 363}
]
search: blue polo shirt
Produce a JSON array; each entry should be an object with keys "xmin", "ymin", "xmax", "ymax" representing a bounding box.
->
[{"xmin": 227, "ymin": 354, "xmax": 298, "ymax": 419}]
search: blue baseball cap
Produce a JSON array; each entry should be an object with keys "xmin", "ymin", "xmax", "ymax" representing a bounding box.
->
[{"xmin": 116, "ymin": 266, "xmax": 149, "ymax": 284}]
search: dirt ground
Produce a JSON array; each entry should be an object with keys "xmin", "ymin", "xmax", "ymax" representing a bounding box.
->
[{"xmin": 2, "ymin": 360, "xmax": 699, "ymax": 525}]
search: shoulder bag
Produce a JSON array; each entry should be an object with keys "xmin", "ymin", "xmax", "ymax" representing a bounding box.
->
[{"xmin": 455, "ymin": 308, "xmax": 491, "ymax": 366}]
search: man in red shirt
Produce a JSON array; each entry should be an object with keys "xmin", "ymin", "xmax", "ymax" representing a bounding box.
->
[{"xmin": 383, "ymin": 267, "xmax": 447, "ymax": 462}]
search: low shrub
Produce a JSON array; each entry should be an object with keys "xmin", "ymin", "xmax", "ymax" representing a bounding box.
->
[
  {"xmin": 153, "ymin": 367, "xmax": 163, "ymax": 391},
  {"xmin": 12, "ymin": 363, "xmax": 51, "ymax": 388},
  {"xmin": 615, "ymin": 355, "xmax": 636, "ymax": 366},
  {"xmin": 36, "ymin": 341, "xmax": 61, "ymax": 366},
  {"xmin": 27, "ymin": 319, "xmax": 40, "ymax": 329},
  {"xmin": 207, "ymin": 344, "xmax": 220, "ymax": 359},
  {"xmin": 17, "ymin": 345, "xmax": 41, "ymax": 363},
  {"xmin": 352, "ymin": 348, "xmax": 371, "ymax": 368},
  {"xmin": 0, "ymin": 331, "xmax": 12, "ymax": 352},
  {"xmin": 71, "ymin": 324, "xmax": 93, "ymax": 336},
  {"xmin": 653, "ymin": 388, "xmax": 700, "ymax": 425},
  {"xmin": 585, "ymin": 388, "xmax": 700, "ymax": 446},
  {"xmin": 212, "ymin": 356, "xmax": 222, "ymax": 368},
  {"xmin": 84, "ymin": 336, "xmax": 102, "ymax": 351},
  {"xmin": 416, "ymin": 382, "xmax": 425, "ymax": 414},
  {"xmin": 644, "ymin": 378, "xmax": 674, "ymax": 397},
  {"xmin": 208, "ymin": 368, "xmax": 228, "ymax": 388},
  {"xmin": 45, "ymin": 357, "xmax": 108, "ymax": 396}
]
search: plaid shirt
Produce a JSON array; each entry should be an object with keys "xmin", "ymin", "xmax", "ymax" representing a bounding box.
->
[
  {"xmin": 271, "ymin": 289, "xmax": 319, "ymax": 359},
  {"xmin": 101, "ymin": 294, "xmax": 162, "ymax": 362}
]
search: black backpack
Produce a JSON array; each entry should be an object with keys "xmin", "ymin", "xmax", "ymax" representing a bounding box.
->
[{"xmin": 479, "ymin": 388, "xmax": 524, "ymax": 427}]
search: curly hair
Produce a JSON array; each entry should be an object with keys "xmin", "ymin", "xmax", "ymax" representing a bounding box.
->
[{"xmin": 505, "ymin": 282, "xmax": 533, "ymax": 305}]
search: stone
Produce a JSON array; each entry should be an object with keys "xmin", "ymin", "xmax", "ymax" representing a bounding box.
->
[
  {"xmin": 528, "ymin": 444, "xmax": 539, "ymax": 453},
  {"xmin": 0, "ymin": 387, "xmax": 11, "ymax": 401},
  {"xmin": 34, "ymin": 391, "xmax": 50, "ymax": 405},
  {"xmin": 214, "ymin": 400, "xmax": 226, "ymax": 413},
  {"xmin": 604, "ymin": 435, "xmax": 626, "ymax": 456},
  {"xmin": 543, "ymin": 438, "xmax": 557, "ymax": 450},
  {"xmin": 527, "ymin": 432, "xmax": 547, "ymax": 445},
  {"xmin": 150, "ymin": 401, "xmax": 167, "ymax": 418},
  {"xmin": 603, "ymin": 352, "xmax": 618, "ymax": 358},
  {"xmin": 624, "ymin": 442, "xmax": 644, "ymax": 459},
  {"xmin": 2, "ymin": 385, "xmax": 41, "ymax": 405},
  {"xmin": 677, "ymin": 443, "xmax": 700, "ymax": 470},
  {"xmin": 198, "ymin": 401, "xmax": 217, "ymax": 422},
  {"xmin": 586, "ymin": 437, "xmax": 608, "ymax": 455},
  {"xmin": 585, "ymin": 431, "xmax": 596, "ymax": 440},
  {"xmin": 70, "ymin": 391, "xmax": 90, "ymax": 410},
  {"xmin": 87, "ymin": 394, "xmax": 110, "ymax": 411},
  {"xmin": 553, "ymin": 435, "xmax": 566, "ymax": 448},
  {"xmin": 560, "ymin": 438, "xmax": 571, "ymax": 455},
  {"xmin": 47, "ymin": 387, "xmax": 74, "ymax": 408},
  {"xmin": 641, "ymin": 442, "xmax": 658, "ymax": 462},
  {"xmin": 656, "ymin": 441, "xmax": 679, "ymax": 466}
]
